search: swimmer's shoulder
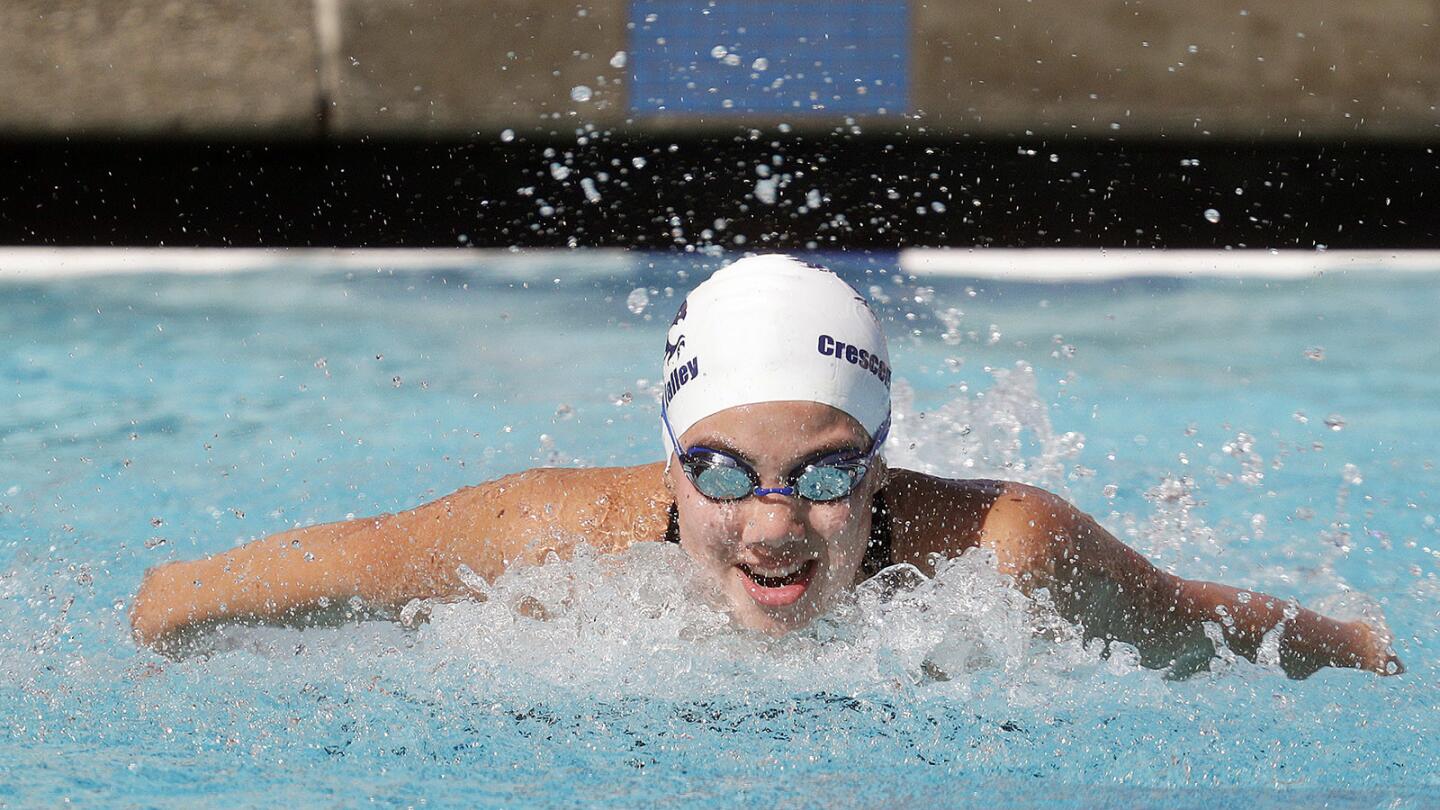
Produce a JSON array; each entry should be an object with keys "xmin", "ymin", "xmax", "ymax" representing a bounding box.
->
[
  {"xmin": 883, "ymin": 470, "xmax": 1067, "ymax": 575},
  {"xmin": 443, "ymin": 462, "xmax": 672, "ymax": 552}
]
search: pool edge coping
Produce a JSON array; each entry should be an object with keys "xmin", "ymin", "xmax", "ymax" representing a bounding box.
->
[{"xmin": 1, "ymin": 246, "xmax": 1439, "ymax": 282}]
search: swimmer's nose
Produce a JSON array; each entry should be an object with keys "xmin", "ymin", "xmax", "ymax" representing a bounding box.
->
[{"xmin": 741, "ymin": 495, "xmax": 807, "ymax": 548}]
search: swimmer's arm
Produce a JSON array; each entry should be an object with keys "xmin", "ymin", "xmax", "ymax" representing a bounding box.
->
[
  {"xmin": 130, "ymin": 514, "xmax": 417, "ymax": 650},
  {"xmin": 131, "ymin": 463, "xmax": 670, "ymax": 652},
  {"xmin": 982, "ymin": 483, "xmax": 1402, "ymax": 679}
]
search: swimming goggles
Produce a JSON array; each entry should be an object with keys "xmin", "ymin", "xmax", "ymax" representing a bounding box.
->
[{"xmin": 662, "ymin": 404, "xmax": 889, "ymax": 502}]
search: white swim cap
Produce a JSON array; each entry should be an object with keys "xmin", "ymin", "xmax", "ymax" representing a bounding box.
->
[{"xmin": 660, "ymin": 254, "xmax": 891, "ymax": 455}]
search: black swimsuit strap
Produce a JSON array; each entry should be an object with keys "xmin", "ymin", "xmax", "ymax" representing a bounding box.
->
[
  {"xmin": 862, "ymin": 490, "xmax": 894, "ymax": 576},
  {"xmin": 664, "ymin": 501, "xmax": 681, "ymax": 544},
  {"xmin": 662, "ymin": 491, "xmax": 894, "ymax": 577}
]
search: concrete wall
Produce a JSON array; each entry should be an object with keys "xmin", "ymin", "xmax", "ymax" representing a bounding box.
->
[
  {"xmin": 911, "ymin": 0, "xmax": 1440, "ymax": 139},
  {"xmin": 329, "ymin": 0, "xmax": 630, "ymax": 134},
  {"xmin": 1, "ymin": 0, "xmax": 1435, "ymax": 140},
  {"xmin": 0, "ymin": 0, "xmax": 321, "ymax": 137}
]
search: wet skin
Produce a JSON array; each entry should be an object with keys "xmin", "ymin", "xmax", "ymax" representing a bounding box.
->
[{"xmin": 130, "ymin": 402, "xmax": 1402, "ymax": 677}]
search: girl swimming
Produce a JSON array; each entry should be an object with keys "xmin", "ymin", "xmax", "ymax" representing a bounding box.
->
[{"xmin": 131, "ymin": 255, "xmax": 1401, "ymax": 678}]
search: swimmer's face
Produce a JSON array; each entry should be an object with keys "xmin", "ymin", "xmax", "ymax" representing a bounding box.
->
[{"xmin": 668, "ymin": 401, "xmax": 883, "ymax": 635}]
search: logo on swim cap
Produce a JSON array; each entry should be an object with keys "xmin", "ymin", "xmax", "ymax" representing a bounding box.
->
[
  {"xmin": 659, "ymin": 254, "xmax": 891, "ymax": 454},
  {"xmin": 817, "ymin": 334, "xmax": 891, "ymax": 388},
  {"xmin": 663, "ymin": 299, "xmax": 688, "ymax": 363}
]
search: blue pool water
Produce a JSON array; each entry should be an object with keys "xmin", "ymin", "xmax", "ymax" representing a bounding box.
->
[{"xmin": 1, "ymin": 252, "xmax": 1438, "ymax": 807}]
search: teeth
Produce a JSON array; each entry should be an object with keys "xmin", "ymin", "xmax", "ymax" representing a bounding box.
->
[
  {"xmin": 742, "ymin": 562, "xmax": 806, "ymax": 578},
  {"xmin": 739, "ymin": 560, "xmax": 813, "ymax": 587},
  {"xmin": 747, "ymin": 564, "xmax": 803, "ymax": 577}
]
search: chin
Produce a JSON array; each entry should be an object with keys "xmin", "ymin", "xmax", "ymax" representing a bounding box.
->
[{"xmin": 734, "ymin": 608, "xmax": 816, "ymax": 636}]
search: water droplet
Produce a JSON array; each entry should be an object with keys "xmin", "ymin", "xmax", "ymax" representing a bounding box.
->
[
  {"xmin": 754, "ymin": 176, "xmax": 779, "ymax": 205},
  {"xmin": 609, "ymin": 51, "xmax": 628, "ymax": 69},
  {"xmin": 613, "ymin": 391, "xmax": 634, "ymax": 406},
  {"xmin": 1102, "ymin": 484, "xmax": 1118, "ymax": 498},
  {"xmin": 710, "ymin": 45, "xmax": 728, "ymax": 59},
  {"xmin": 1203, "ymin": 208, "xmax": 1221, "ymax": 223},
  {"xmin": 631, "ymin": 156, "xmax": 647, "ymax": 169},
  {"xmin": 1303, "ymin": 346, "xmax": 1325, "ymax": 361},
  {"xmin": 554, "ymin": 404, "xmax": 575, "ymax": 421},
  {"xmin": 550, "ymin": 163, "xmax": 572, "ymax": 181},
  {"xmin": 580, "ymin": 177, "xmax": 602, "ymax": 203},
  {"xmin": 144, "ymin": 536, "xmax": 167, "ymax": 549},
  {"xmin": 752, "ymin": 57, "xmax": 769, "ymax": 71},
  {"xmin": 1324, "ymin": 414, "xmax": 1346, "ymax": 431},
  {"xmin": 570, "ymin": 85, "xmax": 593, "ymax": 103},
  {"xmin": 626, "ymin": 287, "xmax": 650, "ymax": 314},
  {"xmin": 500, "ymin": 128, "xmax": 515, "ymax": 143}
]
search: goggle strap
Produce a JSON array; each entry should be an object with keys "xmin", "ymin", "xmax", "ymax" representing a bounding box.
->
[
  {"xmin": 661, "ymin": 401, "xmax": 688, "ymax": 474},
  {"xmin": 870, "ymin": 413, "xmax": 891, "ymax": 453}
]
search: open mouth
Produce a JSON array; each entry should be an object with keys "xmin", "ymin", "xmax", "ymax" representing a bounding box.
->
[{"xmin": 736, "ymin": 559, "xmax": 818, "ymax": 608}]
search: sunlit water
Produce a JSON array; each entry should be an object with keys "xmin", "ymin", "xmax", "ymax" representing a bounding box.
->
[{"xmin": 2, "ymin": 252, "xmax": 1437, "ymax": 807}]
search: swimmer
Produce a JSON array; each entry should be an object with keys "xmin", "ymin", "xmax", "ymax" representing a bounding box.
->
[{"xmin": 131, "ymin": 255, "xmax": 1402, "ymax": 678}]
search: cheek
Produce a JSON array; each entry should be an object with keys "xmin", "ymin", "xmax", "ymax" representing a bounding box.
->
[
  {"xmin": 675, "ymin": 494, "xmax": 742, "ymax": 563},
  {"xmin": 810, "ymin": 501, "xmax": 871, "ymax": 557}
]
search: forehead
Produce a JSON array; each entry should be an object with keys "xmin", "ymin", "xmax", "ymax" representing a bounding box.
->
[{"xmin": 679, "ymin": 401, "xmax": 869, "ymax": 459}]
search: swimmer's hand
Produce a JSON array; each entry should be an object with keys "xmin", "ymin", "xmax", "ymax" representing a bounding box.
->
[
  {"xmin": 130, "ymin": 561, "xmax": 185, "ymax": 653},
  {"xmin": 1347, "ymin": 619, "xmax": 1405, "ymax": 677}
]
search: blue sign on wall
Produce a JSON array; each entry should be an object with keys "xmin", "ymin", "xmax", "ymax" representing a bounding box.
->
[{"xmin": 628, "ymin": 0, "xmax": 908, "ymax": 116}]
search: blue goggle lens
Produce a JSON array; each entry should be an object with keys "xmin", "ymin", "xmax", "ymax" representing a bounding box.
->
[
  {"xmin": 794, "ymin": 464, "xmax": 864, "ymax": 501},
  {"xmin": 691, "ymin": 462, "xmax": 755, "ymax": 500}
]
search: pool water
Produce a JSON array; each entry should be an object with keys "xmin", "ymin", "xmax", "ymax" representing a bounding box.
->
[{"xmin": 1, "ymin": 251, "xmax": 1437, "ymax": 807}]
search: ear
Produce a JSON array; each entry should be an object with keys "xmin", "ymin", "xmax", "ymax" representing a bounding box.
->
[
  {"xmin": 870, "ymin": 457, "xmax": 890, "ymax": 492},
  {"xmin": 662, "ymin": 459, "xmax": 678, "ymax": 495}
]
